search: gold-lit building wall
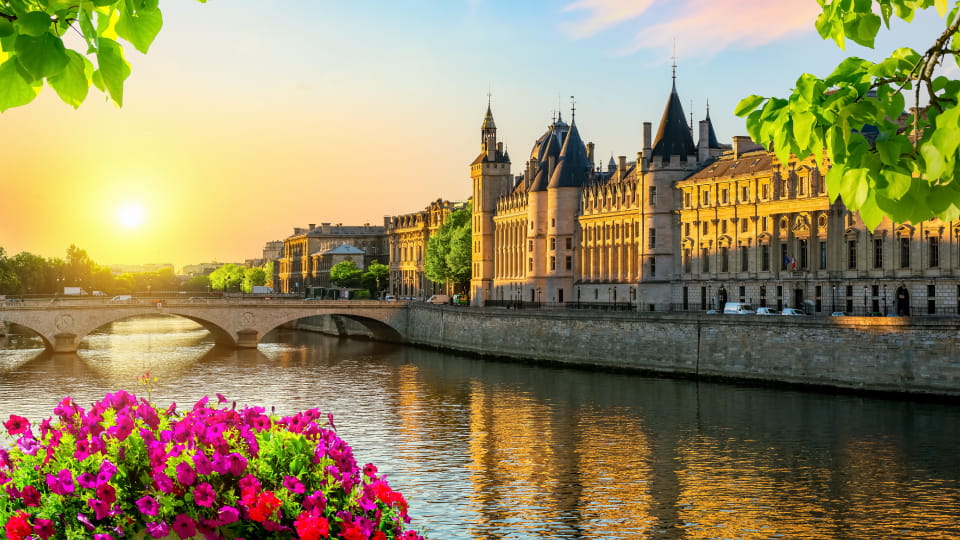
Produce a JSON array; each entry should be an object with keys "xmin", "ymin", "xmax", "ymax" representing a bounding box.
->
[{"xmin": 386, "ymin": 199, "xmax": 466, "ymax": 298}]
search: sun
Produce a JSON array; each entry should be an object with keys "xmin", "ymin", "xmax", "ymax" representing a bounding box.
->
[{"xmin": 117, "ymin": 203, "xmax": 147, "ymax": 229}]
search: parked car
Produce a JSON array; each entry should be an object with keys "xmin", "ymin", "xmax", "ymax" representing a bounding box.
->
[
  {"xmin": 110, "ymin": 295, "xmax": 136, "ymax": 303},
  {"xmin": 830, "ymin": 311, "xmax": 848, "ymax": 317},
  {"xmin": 452, "ymin": 294, "xmax": 469, "ymax": 306},
  {"xmin": 756, "ymin": 307, "xmax": 779, "ymax": 315},
  {"xmin": 426, "ymin": 294, "xmax": 451, "ymax": 305},
  {"xmin": 782, "ymin": 308, "xmax": 806, "ymax": 315},
  {"xmin": 723, "ymin": 302, "xmax": 756, "ymax": 314},
  {"xmin": 381, "ymin": 294, "xmax": 397, "ymax": 302}
]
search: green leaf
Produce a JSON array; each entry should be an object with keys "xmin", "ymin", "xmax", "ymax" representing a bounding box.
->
[
  {"xmin": 0, "ymin": 19, "xmax": 14, "ymax": 38},
  {"xmin": 792, "ymin": 110, "xmax": 817, "ymax": 149},
  {"xmin": 858, "ymin": 192, "xmax": 884, "ymax": 230},
  {"xmin": 735, "ymin": 95, "xmax": 765, "ymax": 117},
  {"xmin": 935, "ymin": 0, "xmax": 948, "ymax": 16},
  {"xmin": 14, "ymin": 32, "xmax": 69, "ymax": 80},
  {"xmin": 16, "ymin": 11, "xmax": 52, "ymax": 37},
  {"xmin": 0, "ymin": 57, "xmax": 40, "ymax": 111},
  {"xmin": 48, "ymin": 50, "xmax": 91, "ymax": 108},
  {"xmin": 880, "ymin": 167, "xmax": 912, "ymax": 199},
  {"xmin": 116, "ymin": 3, "xmax": 163, "ymax": 54},
  {"xmin": 95, "ymin": 37, "xmax": 130, "ymax": 106},
  {"xmin": 920, "ymin": 140, "xmax": 946, "ymax": 180}
]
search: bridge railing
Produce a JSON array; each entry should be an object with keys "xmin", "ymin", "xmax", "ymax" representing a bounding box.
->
[{"xmin": 0, "ymin": 298, "xmax": 407, "ymax": 309}]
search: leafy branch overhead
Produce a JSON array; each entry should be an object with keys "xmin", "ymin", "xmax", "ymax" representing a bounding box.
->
[
  {"xmin": 0, "ymin": 0, "xmax": 205, "ymax": 112},
  {"xmin": 736, "ymin": 0, "xmax": 960, "ymax": 230}
]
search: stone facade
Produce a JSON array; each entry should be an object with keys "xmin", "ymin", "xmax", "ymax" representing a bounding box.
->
[
  {"xmin": 385, "ymin": 199, "xmax": 466, "ymax": 298},
  {"xmin": 467, "ymin": 76, "xmax": 960, "ymax": 315},
  {"xmin": 277, "ymin": 223, "xmax": 388, "ymax": 294}
]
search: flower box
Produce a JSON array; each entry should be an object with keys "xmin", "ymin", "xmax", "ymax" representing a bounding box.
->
[{"xmin": 1, "ymin": 390, "xmax": 425, "ymax": 540}]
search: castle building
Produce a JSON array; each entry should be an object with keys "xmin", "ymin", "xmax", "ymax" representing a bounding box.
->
[{"xmin": 470, "ymin": 75, "xmax": 960, "ymax": 316}]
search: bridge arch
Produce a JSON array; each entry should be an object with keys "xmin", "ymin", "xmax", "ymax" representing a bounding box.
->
[{"xmin": 0, "ymin": 301, "xmax": 408, "ymax": 352}]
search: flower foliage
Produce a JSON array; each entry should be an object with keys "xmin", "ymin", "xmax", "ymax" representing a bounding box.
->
[{"xmin": 0, "ymin": 392, "xmax": 426, "ymax": 539}]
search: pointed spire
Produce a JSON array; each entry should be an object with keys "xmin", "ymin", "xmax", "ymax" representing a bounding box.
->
[
  {"xmin": 548, "ymin": 119, "xmax": 590, "ymax": 189},
  {"xmin": 481, "ymin": 102, "xmax": 496, "ymax": 131},
  {"xmin": 699, "ymin": 100, "xmax": 722, "ymax": 149},
  {"xmin": 651, "ymin": 72, "xmax": 696, "ymax": 162}
]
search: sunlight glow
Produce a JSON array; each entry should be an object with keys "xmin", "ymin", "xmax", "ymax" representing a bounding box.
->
[{"xmin": 117, "ymin": 203, "xmax": 147, "ymax": 229}]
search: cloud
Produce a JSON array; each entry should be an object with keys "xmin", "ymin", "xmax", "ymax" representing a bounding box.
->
[
  {"xmin": 562, "ymin": 0, "xmax": 655, "ymax": 38},
  {"xmin": 563, "ymin": 0, "xmax": 821, "ymax": 58}
]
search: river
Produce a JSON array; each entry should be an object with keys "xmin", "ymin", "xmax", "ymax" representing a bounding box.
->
[{"xmin": 1, "ymin": 315, "xmax": 958, "ymax": 539}]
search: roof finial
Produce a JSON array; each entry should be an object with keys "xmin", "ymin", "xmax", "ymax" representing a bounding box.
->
[
  {"xmin": 690, "ymin": 100, "xmax": 694, "ymax": 138},
  {"xmin": 570, "ymin": 95, "xmax": 576, "ymax": 122},
  {"xmin": 706, "ymin": 98, "xmax": 711, "ymax": 118},
  {"xmin": 486, "ymin": 88, "xmax": 492, "ymax": 108},
  {"xmin": 671, "ymin": 39, "xmax": 678, "ymax": 87}
]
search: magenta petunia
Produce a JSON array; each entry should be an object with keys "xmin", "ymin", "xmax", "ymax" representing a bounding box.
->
[
  {"xmin": 4, "ymin": 414, "xmax": 30, "ymax": 435},
  {"xmin": 77, "ymin": 472, "xmax": 98, "ymax": 489},
  {"xmin": 137, "ymin": 495, "xmax": 160, "ymax": 516},
  {"xmin": 96, "ymin": 483, "xmax": 117, "ymax": 504},
  {"xmin": 176, "ymin": 461, "xmax": 197, "ymax": 486},
  {"xmin": 217, "ymin": 505, "xmax": 240, "ymax": 525},
  {"xmin": 74, "ymin": 437, "xmax": 92, "ymax": 461},
  {"xmin": 32, "ymin": 518, "xmax": 55, "ymax": 540},
  {"xmin": 93, "ymin": 533, "xmax": 115, "ymax": 540},
  {"xmin": 145, "ymin": 520, "xmax": 170, "ymax": 538},
  {"xmin": 172, "ymin": 513, "xmax": 197, "ymax": 538},
  {"xmin": 46, "ymin": 468, "xmax": 74, "ymax": 495},
  {"xmin": 193, "ymin": 482, "xmax": 216, "ymax": 507},
  {"xmin": 193, "ymin": 451, "xmax": 214, "ymax": 475},
  {"xmin": 226, "ymin": 452, "xmax": 248, "ymax": 476},
  {"xmin": 21, "ymin": 484, "xmax": 41, "ymax": 506},
  {"xmin": 283, "ymin": 475, "xmax": 305, "ymax": 494}
]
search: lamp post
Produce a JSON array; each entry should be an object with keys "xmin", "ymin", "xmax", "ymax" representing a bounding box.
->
[
  {"xmin": 607, "ymin": 287, "xmax": 612, "ymax": 309},
  {"xmin": 863, "ymin": 285, "xmax": 868, "ymax": 315},
  {"xmin": 883, "ymin": 283, "xmax": 887, "ymax": 315},
  {"xmin": 577, "ymin": 286, "xmax": 581, "ymax": 309},
  {"xmin": 832, "ymin": 285, "xmax": 836, "ymax": 314},
  {"xmin": 613, "ymin": 288, "xmax": 618, "ymax": 309},
  {"xmin": 629, "ymin": 287, "xmax": 635, "ymax": 310},
  {"xmin": 536, "ymin": 288, "xmax": 542, "ymax": 308}
]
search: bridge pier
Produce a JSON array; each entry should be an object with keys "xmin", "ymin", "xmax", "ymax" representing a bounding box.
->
[
  {"xmin": 236, "ymin": 330, "xmax": 259, "ymax": 348},
  {"xmin": 53, "ymin": 333, "xmax": 80, "ymax": 353}
]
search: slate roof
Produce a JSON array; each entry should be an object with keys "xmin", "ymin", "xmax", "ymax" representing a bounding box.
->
[
  {"xmin": 651, "ymin": 82, "xmax": 696, "ymax": 162},
  {"xmin": 548, "ymin": 121, "xmax": 591, "ymax": 189}
]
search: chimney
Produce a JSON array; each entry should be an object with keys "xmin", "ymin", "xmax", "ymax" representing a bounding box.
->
[
  {"xmin": 699, "ymin": 120, "xmax": 710, "ymax": 164},
  {"xmin": 308, "ymin": 223, "xmax": 315, "ymax": 231},
  {"xmin": 617, "ymin": 156, "xmax": 627, "ymax": 182},
  {"xmin": 732, "ymin": 136, "xmax": 762, "ymax": 159},
  {"xmin": 641, "ymin": 122, "xmax": 652, "ymax": 171}
]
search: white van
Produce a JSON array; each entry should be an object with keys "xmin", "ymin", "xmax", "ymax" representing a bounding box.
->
[{"xmin": 723, "ymin": 302, "xmax": 756, "ymax": 314}]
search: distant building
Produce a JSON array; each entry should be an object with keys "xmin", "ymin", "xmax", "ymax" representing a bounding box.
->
[
  {"xmin": 277, "ymin": 222, "xmax": 387, "ymax": 294},
  {"xmin": 109, "ymin": 263, "xmax": 176, "ymax": 275},
  {"xmin": 181, "ymin": 262, "xmax": 227, "ymax": 277},
  {"xmin": 385, "ymin": 199, "xmax": 466, "ymax": 298}
]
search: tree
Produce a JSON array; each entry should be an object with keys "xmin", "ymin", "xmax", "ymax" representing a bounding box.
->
[
  {"xmin": 242, "ymin": 267, "xmax": 266, "ymax": 293},
  {"xmin": 330, "ymin": 261, "xmax": 362, "ymax": 288},
  {"xmin": 736, "ymin": 0, "xmax": 960, "ymax": 230},
  {"xmin": 208, "ymin": 263, "xmax": 244, "ymax": 292},
  {"xmin": 0, "ymin": 247, "xmax": 19, "ymax": 294},
  {"xmin": 0, "ymin": 0, "xmax": 205, "ymax": 112},
  {"xmin": 424, "ymin": 206, "xmax": 472, "ymax": 292},
  {"xmin": 362, "ymin": 261, "xmax": 389, "ymax": 295},
  {"xmin": 65, "ymin": 244, "xmax": 94, "ymax": 291},
  {"xmin": 184, "ymin": 274, "xmax": 210, "ymax": 292}
]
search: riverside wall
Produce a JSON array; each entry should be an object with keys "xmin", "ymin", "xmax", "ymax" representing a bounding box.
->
[{"xmin": 403, "ymin": 305, "xmax": 960, "ymax": 398}]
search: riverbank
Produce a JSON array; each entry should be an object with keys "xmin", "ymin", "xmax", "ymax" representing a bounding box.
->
[{"xmin": 400, "ymin": 305, "xmax": 960, "ymax": 398}]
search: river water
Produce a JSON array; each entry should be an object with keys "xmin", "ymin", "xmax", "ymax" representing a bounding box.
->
[{"xmin": 1, "ymin": 315, "xmax": 958, "ymax": 539}]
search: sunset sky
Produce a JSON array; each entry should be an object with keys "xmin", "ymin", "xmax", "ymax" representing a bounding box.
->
[{"xmin": 0, "ymin": 0, "xmax": 947, "ymax": 270}]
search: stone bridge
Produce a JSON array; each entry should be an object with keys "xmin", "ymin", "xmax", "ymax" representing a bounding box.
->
[{"xmin": 0, "ymin": 299, "xmax": 409, "ymax": 352}]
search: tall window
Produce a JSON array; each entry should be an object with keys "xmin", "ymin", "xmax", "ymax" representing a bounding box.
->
[
  {"xmin": 701, "ymin": 247, "xmax": 710, "ymax": 272},
  {"xmin": 721, "ymin": 247, "xmax": 729, "ymax": 272},
  {"xmin": 930, "ymin": 236, "xmax": 940, "ymax": 268},
  {"xmin": 799, "ymin": 239, "xmax": 808, "ymax": 269},
  {"xmin": 550, "ymin": 238, "xmax": 556, "ymax": 251},
  {"xmin": 721, "ymin": 189, "xmax": 729, "ymax": 204},
  {"xmin": 703, "ymin": 191, "xmax": 710, "ymax": 205},
  {"xmin": 684, "ymin": 192, "xmax": 691, "ymax": 207},
  {"xmin": 761, "ymin": 244, "xmax": 770, "ymax": 271},
  {"xmin": 848, "ymin": 240, "xmax": 858, "ymax": 269},
  {"xmin": 762, "ymin": 217, "xmax": 769, "ymax": 231},
  {"xmin": 685, "ymin": 222, "xmax": 691, "ymax": 237},
  {"xmin": 741, "ymin": 219, "xmax": 748, "ymax": 233},
  {"xmin": 649, "ymin": 186, "xmax": 658, "ymax": 207},
  {"xmin": 565, "ymin": 237, "xmax": 572, "ymax": 249},
  {"xmin": 703, "ymin": 221, "xmax": 709, "ymax": 235},
  {"xmin": 741, "ymin": 246, "xmax": 749, "ymax": 272},
  {"xmin": 649, "ymin": 256, "xmax": 656, "ymax": 276},
  {"xmin": 761, "ymin": 184, "xmax": 770, "ymax": 199},
  {"xmin": 781, "ymin": 242, "xmax": 788, "ymax": 269},
  {"xmin": 721, "ymin": 220, "xmax": 728, "ymax": 234},
  {"xmin": 742, "ymin": 186, "xmax": 749, "ymax": 202},
  {"xmin": 874, "ymin": 238, "xmax": 884, "ymax": 268},
  {"xmin": 684, "ymin": 249, "xmax": 692, "ymax": 273},
  {"xmin": 820, "ymin": 241, "xmax": 827, "ymax": 270},
  {"xmin": 550, "ymin": 256, "xmax": 556, "ymax": 270},
  {"xmin": 899, "ymin": 237, "xmax": 910, "ymax": 268},
  {"xmin": 565, "ymin": 256, "xmax": 572, "ymax": 270},
  {"xmin": 648, "ymin": 228, "xmax": 656, "ymax": 249}
]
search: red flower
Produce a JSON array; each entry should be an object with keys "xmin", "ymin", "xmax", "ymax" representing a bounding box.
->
[
  {"xmin": 4, "ymin": 415, "xmax": 30, "ymax": 436},
  {"xmin": 248, "ymin": 490, "xmax": 282, "ymax": 522},
  {"xmin": 5, "ymin": 510, "xmax": 32, "ymax": 540},
  {"xmin": 372, "ymin": 531, "xmax": 388, "ymax": 540},
  {"xmin": 294, "ymin": 512, "xmax": 330, "ymax": 540}
]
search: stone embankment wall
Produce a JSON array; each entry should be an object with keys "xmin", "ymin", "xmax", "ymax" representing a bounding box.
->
[{"xmin": 403, "ymin": 305, "xmax": 960, "ymax": 398}]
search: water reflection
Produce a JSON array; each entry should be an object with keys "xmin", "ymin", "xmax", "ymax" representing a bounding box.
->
[{"xmin": 1, "ymin": 315, "xmax": 958, "ymax": 539}]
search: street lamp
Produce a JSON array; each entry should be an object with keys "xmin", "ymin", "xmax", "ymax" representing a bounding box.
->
[
  {"xmin": 607, "ymin": 287, "xmax": 612, "ymax": 308},
  {"xmin": 832, "ymin": 285, "xmax": 836, "ymax": 314},
  {"xmin": 863, "ymin": 285, "xmax": 868, "ymax": 315},
  {"xmin": 536, "ymin": 288, "xmax": 542, "ymax": 308},
  {"xmin": 577, "ymin": 287, "xmax": 581, "ymax": 309},
  {"xmin": 883, "ymin": 283, "xmax": 887, "ymax": 315},
  {"xmin": 629, "ymin": 287, "xmax": 635, "ymax": 310}
]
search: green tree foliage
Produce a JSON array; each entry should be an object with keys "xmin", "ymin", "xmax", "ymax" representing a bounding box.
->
[
  {"xmin": 0, "ymin": 247, "xmax": 18, "ymax": 294},
  {"xmin": 362, "ymin": 261, "xmax": 389, "ymax": 295},
  {"xmin": 184, "ymin": 274, "xmax": 210, "ymax": 292},
  {"xmin": 330, "ymin": 260, "xmax": 362, "ymax": 288},
  {"xmin": 208, "ymin": 263, "xmax": 245, "ymax": 292},
  {"xmin": 65, "ymin": 244, "xmax": 94, "ymax": 290},
  {"xmin": 424, "ymin": 206, "xmax": 472, "ymax": 291},
  {"xmin": 737, "ymin": 0, "xmax": 960, "ymax": 229},
  {"xmin": 0, "ymin": 0, "xmax": 205, "ymax": 112},
  {"xmin": 242, "ymin": 267, "xmax": 266, "ymax": 293}
]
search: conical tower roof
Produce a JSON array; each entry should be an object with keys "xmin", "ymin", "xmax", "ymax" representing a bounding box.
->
[
  {"xmin": 698, "ymin": 104, "xmax": 722, "ymax": 149},
  {"xmin": 548, "ymin": 121, "xmax": 590, "ymax": 189},
  {"xmin": 651, "ymin": 82, "xmax": 696, "ymax": 162},
  {"xmin": 481, "ymin": 104, "xmax": 496, "ymax": 131}
]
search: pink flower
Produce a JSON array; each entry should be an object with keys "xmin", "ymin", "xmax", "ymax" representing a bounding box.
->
[
  {"xmin": 193, "ymin": 452, "xmax": 214, "ymax": 475},
  {"xmin": 226, "ymin": 452, "xmax": 247, "ymax": 476},
  {"xmin": 96, "ymin": 483, "xmax": 117, "ymax": 504},
  {"xmin": 21, "ymin": 485, "xmax": 41, "ymax": 506},
  {"xmin": 74, "ymin": 437, "xmax": 92, "ymax": 461},
  {"xmin": 363, "ymin": 463, "xmax": 378, "ymax": 478},
  {"xmin": 137, "ymin": 495, "xmax": 160, "ymax": 516},
  {"xmin": 46, "ymin": 469, "xmax": 74, "ymax": 495},
  {"xmin": 176, "ymin": 461, "xmax": 197, "ymax": 486},
  {"xmin": 193, "ymin": 482, "xmax": 217, "ymax": 507},
  {"xmin": 77, "ymin": 472, "xmax": 98, "ymax": 489},
  {"xmin": 145, "ymin": 520, "xmax": 170, "ymax": 538},
  {"xmin": 217, "ymin": 505, "xmax": 240, "ymax": 525},
  {"xmin": 32, "ymin": 518, "xmax": 55, "ymax": 540},
  {"xmin": 283, "ymin": 475, "xmax": 305, "ymax": 494},
  {"xmin": 172, "ymin": 514, "xmax": 197, "ymax": 538},
  {"xmin": 4, "ymin": 415, "xmax": 30, "ymax": 435}
]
